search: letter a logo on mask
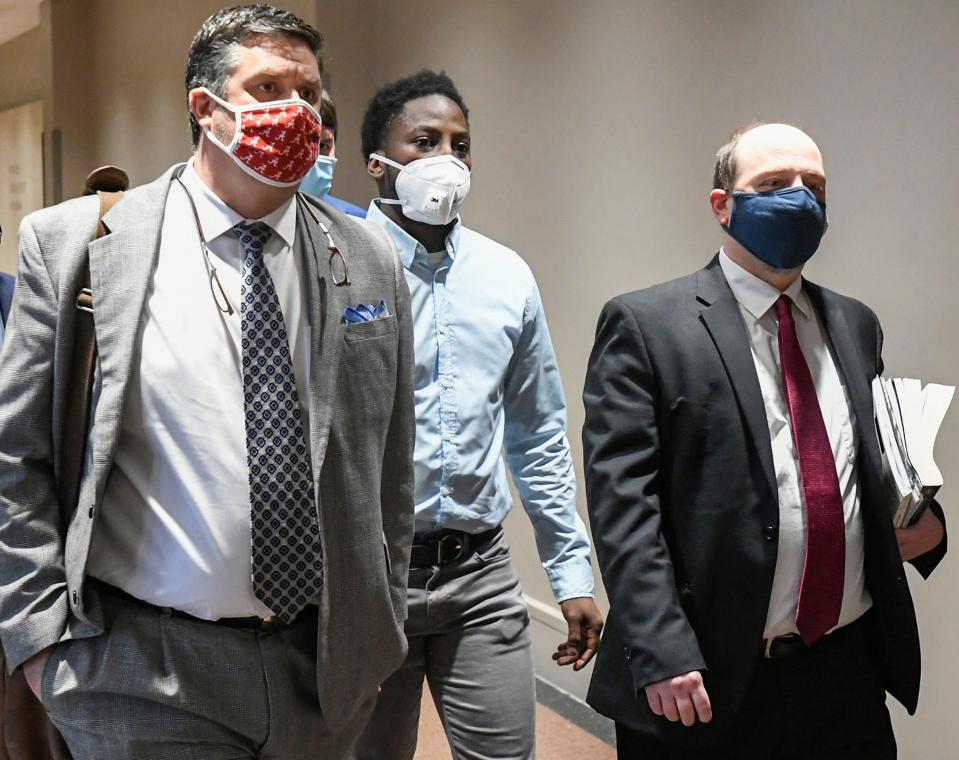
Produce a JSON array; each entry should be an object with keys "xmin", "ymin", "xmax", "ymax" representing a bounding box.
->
[{"xmin": 201, "ymin": 88, "xmax": 322, "ymax": 187}]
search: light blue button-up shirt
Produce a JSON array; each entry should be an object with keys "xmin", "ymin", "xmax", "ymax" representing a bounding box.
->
[{"xmin": 367, "ymin": 202, "xmax": 593, "ymax": 601}]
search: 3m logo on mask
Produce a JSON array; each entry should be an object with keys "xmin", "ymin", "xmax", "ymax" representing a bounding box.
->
[{"xmin": 370, "ymin": 152, "xmax": 471, "ymax": 226}]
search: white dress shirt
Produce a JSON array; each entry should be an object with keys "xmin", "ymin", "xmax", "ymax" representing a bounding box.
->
[
  {"xmin": 88, "ymin": 162, "xmax": 312, "ymax": 620},
  {"xmin": 718, "ymin": 251, "xmax": 872, "ymax": 638}
]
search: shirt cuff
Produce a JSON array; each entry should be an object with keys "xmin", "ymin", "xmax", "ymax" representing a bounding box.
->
[{"xmin": 546, "ymin": 557, "xmax": 595, "ymax": 603}]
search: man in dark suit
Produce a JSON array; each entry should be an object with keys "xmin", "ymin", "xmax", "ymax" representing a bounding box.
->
[
  {"xmin": 0, "ymin": 268, "xmax": 13, "ymax": 339},
  {"xmin": 0, "ymin": 222, "xmax": 13, "ymax": 342},
  {"xmin": 583, "ymin": 122, "xmax": 946, "ymax": 759}
]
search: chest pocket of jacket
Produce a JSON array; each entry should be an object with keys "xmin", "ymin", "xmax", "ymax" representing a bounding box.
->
[
  {"xmin": 338, "ymin": 316, "xmax": 399, "ymax": 434},
  {"xmin": 343, "ymin": 315, "xmax": 398, "ymax": 343}
]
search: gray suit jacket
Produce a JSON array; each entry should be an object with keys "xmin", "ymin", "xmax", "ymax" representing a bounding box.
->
[{"xmin": 0, "ymin": 165, "xmax": 415, "ymax": 728}]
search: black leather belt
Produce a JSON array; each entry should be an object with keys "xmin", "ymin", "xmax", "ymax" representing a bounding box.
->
[
  {"xmin": 409, "ymin": 526, "xmax": 501, "ymax": 568},
  {"xmin": 92, "ymin": 580, "xmax": 316, "ymax": 633},
  {"xmin": 763, "ymin": 632, "xmax": 807, "ymax": 660},
  {"xmin": 762, "ymin": 612, "xmax": 870, "ymax": 661}
]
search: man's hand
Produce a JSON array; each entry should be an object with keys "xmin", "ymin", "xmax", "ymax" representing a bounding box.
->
[
  {"xmin": 644, "ymin": 671, "xmax": 712, "ymax": 727},
  {"xmin": 897, "ymin": 508, "xmax": 945, "ymax": 562},
  {"xmin": 551, "ymin": 597, "xmax": 604, "ymax": 671},
  {"xmin": 22, "ymin": 647, "xmax": 53, "ymax": 701}
]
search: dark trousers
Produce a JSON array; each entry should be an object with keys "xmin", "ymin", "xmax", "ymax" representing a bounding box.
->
[
  {"xmin": 0, "ymin": 650, "xmax": 71, "ymax": 760},
  {"xmin": 616, "ymin": 615, "xmax": 896, "ymax": 760}
]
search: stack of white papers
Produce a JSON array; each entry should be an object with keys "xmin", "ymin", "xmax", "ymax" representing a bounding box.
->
[{"xmin": 872, "ymin": 377, "xmax": 954, "ymax": 527}]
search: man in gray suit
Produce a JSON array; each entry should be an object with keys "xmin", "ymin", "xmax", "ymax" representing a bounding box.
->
[{"xmin": 0, "ymin": 6, "xmax": 414, "ymax": 759}]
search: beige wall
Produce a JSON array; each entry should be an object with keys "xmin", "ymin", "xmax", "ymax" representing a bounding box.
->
[
  {"xmin": 0, "ymin": 102, "xmax": 43, "ymax": 272},
  {"xmin": 0, "ymin": 0, "xmax": 956, "ymax": 753},
  {"xmin": 0, "ymin": 24, "xmax": 48, "ymax": 265},
  {"xmin": 0, "ymin": 27, "xmax": 45, "ymax": 112}
]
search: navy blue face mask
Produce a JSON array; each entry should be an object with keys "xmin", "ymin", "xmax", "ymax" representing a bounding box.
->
[{"xmin": 722, "ymin": 186, "xmax": 828, "ymax": 270}]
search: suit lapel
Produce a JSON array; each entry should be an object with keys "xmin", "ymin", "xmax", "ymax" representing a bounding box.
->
[
  {"xmin": 86, "ymin": 167, "xmax": 177, "ymax": 475},
  {"xmin": 804, "ymin": 283, "xmax": 885, "ymax": 486},
  {"xmin": 295, "ymin": 195, "xmax": 348, "ymax": 475},
  {"xmin": 696, "ymin": 257, "xmax": 779, "ymax": 507}
]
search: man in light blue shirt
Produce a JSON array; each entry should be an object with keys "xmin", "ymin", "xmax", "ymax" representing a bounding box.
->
[{"xmin": 352, "ymin": 70, "xmax": 604, "ymax": 760}]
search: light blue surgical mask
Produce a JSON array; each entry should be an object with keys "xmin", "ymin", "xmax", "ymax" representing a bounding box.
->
[{"xmin": 299, "ymin": 155, "xmax": 337, "ymax": 198}]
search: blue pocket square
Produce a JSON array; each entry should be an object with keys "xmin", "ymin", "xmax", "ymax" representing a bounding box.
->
[{"xmin": 343, "ymin": 299, "xmax": 390, "ymax": 324}]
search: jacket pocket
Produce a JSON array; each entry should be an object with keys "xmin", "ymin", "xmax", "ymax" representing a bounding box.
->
[
  {"xmin": 677, "ymin": 582, "xmax": 697, "ymax": 626},
  {"xmin": 344, "ymin": 315, "xmax": 398, "ymax": 342},
  {"xmin": 382, "ymin": 531, "xmax": 392, "ymax": 578}
]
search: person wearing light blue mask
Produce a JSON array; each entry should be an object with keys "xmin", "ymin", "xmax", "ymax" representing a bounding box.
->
[
  {"xmin": 299, "ymin": 90, "xmax": 367, "ymax": 218},
  {"xmin": 584, "ymin": 122, "xmax": 947, "ymax": 759}
]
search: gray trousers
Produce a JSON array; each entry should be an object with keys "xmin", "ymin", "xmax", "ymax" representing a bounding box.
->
[
  {"xmin": 352, "ymin": 531, "xmax": 536, "ymax": 760},
  {"xmin": 39, "ymin": 590, "xmax": 375, "ymax": 760}
]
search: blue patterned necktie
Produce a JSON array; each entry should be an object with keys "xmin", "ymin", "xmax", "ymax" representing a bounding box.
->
[{"xmin": 234, "ymin": 221, "xmax": 322, "ymax": 621}]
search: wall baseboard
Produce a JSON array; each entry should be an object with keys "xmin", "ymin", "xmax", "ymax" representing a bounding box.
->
[{"xmin": 535, "ymin": 675, "xmax": 615, "ymax": 747}]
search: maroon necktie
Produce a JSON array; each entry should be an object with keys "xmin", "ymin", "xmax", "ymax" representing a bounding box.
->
[{"xmin": 775, "ymin": 295, "xmax": 845, "ymax": 645}]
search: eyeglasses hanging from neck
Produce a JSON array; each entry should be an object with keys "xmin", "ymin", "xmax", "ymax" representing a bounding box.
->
[{"xmin": 173, "ymin": 176, "xmax": 354, "ymax": 320}]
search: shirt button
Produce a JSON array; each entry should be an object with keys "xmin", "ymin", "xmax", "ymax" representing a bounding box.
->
[
  {"xmin": 437, "ymin": 324, "xmax": 446, "ymax": 335},
  {"xmin": 444, "ymin": 431, "xmax": 453, "ymax": 442},
  {"xmin": 71, "ymin": 590, "xmax": 78, "ymax": 605},
  {"xmin": 441, "ymin": 487, "xmax": 451, "ymax": 497},
  {"xmin": 88, "ymin": 506, "xmax": 95, "ymax": 518}
]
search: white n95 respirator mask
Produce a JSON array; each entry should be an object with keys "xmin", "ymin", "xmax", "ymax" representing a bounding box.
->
[{"xmin": 371, "ymin": 153, "xmax": 471, "ymax": 225}]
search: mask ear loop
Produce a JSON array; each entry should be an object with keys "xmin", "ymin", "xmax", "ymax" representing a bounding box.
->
[{"xmin": 297, "ymin": 193, "xmax": 351, "ymax": 287}]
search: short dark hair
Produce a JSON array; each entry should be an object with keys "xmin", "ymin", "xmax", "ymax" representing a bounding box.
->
[
  {"xmin": 712, "ymin": 121, "xmax": 767, "ymax": 190},
  {"xmin": 319, "ymin": 90, "xmax": 338, "ymax": 138},
  {"xmin": 360, "ymin": 70, "xmax": 469, "ymax": 161},
  {"xmin": 185, "ymin": 4, "xmax": 323, "ymax": 148}
]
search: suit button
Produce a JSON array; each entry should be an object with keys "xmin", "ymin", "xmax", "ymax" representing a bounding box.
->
[
  {"xmin": 764, "ymin": 525, "xmax": 777, "ymax": 542},
  {"xmin": 71, "ymin": 590, "xmax": 78, "ymax": 605},
  {"xmin": 623, "ymin": 646, "xmax": 631, "ymax": 662}
]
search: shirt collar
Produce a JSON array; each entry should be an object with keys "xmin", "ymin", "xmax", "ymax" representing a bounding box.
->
[
  {"xmin": 718, "ymin": 248, "xmax": 810, "ymax": 320},
  {"xmin": 366, "ymin": 200, "xmax": 461, "ymax": 270},
  {"xmin": 179, "ymin": 161, "xmax": 297, "ymax": 248}
]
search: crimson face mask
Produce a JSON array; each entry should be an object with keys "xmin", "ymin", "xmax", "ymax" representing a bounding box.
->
[{"xmin": 200, "ymin": 87, "xmax": 322, "ymax": 187}]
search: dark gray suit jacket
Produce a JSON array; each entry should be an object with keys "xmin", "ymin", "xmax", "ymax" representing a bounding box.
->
[
  {"xmin": 583, "ymin": 255, "xmax": 946, "ymax": 748},
  {"xmin": 0, "ymin": 165, "xmax": 415, "ymax": 729}
]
